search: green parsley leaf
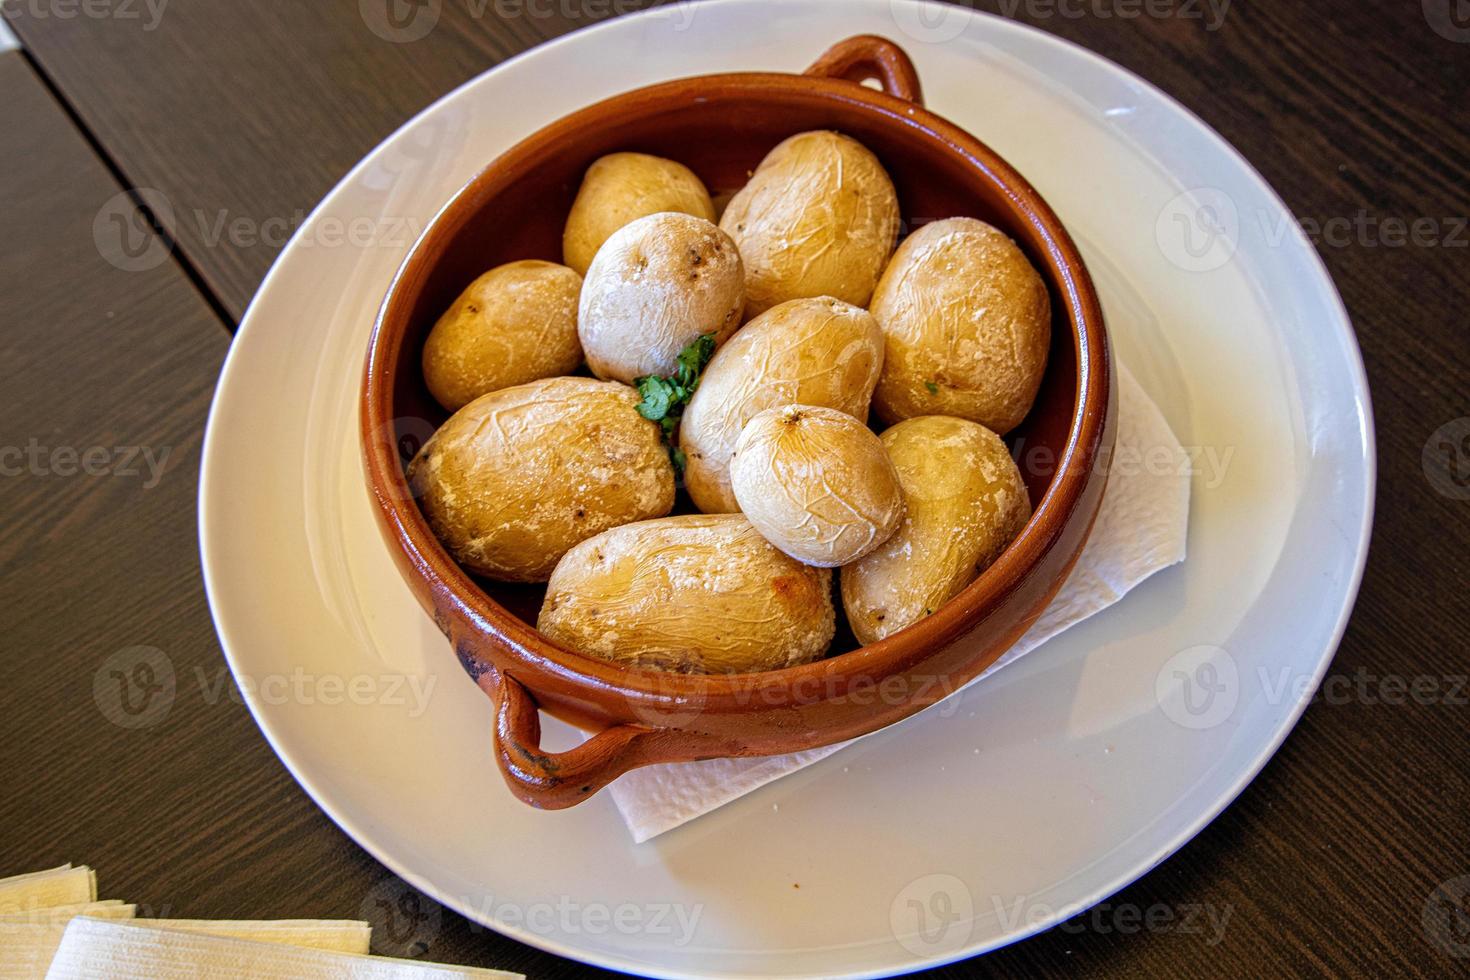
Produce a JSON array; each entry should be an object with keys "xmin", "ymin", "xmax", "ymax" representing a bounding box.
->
[
  {"xmin": 924, "ymin": 380, "xmax": 940, "ymax": 395},
  {"xmin": 635, "ymin": 376, "xmax": 676, "ymax": 421},
  {"xmin": 636, "ymin": 334, "xmax": 721, "ymax": 471},
  {"xmin": 675, "ymin": 333, "xmax": 717, "ymax": 390}
]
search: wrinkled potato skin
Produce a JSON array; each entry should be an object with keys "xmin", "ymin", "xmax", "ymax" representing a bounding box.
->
[
  {"xmin": 871, "ymin": 217, "xmax": 1051, "ymax": 434},
  {"xmin": 421, "ymin": 260, "xmax": 584, "ymax": 412},
  {"xmin": 680, "ymin": 297, "xmax": 884, "ymax": 514},
  {"xmin": 731, "ymin": 405, "xmax": 905, "ymax": 568},
  {"xmin": 563, "ymin": 153, "xmax": 717, "ymax": 276},
  {"xmin": 841, "ymin": 416, "xmax": 1031, "ymax": 645},
  {"xmin": 578, "ymin": 213, "xmax": 745, "ymax": 384},
  {"xmin": 538, "ymin": 515, "xmax": 835, "ymax": 674},
  {"xmin": 720, "ymin": 131, "xmax": 900, "ymax": 317},
  {"xmin": 407, "ymin": 377, "xmax": 674, "ymax": 582}
]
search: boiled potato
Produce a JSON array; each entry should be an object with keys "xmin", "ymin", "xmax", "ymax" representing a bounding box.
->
[
  {"xmin": 407, "ymin": 377, "xmax": 674, "ymax": 582},
  {"xmin": 871, "ymin": 217, "xmax": 1051, "ymax": 434},
  {"xmin": 563, "ymin": 153, "xmax": 717, "ymax": 276},
  {"xmin": 720, "ymin": 130, "xmax": 900, "ymax": 317},
  {"xmin": 538, "ymin": 514, "xmax": 835, "ymax": 673},
  {"xmin": 578, "ymin": 212, "xmax": 745, "ymax": 384},
  {"xmin": 680, "ymin": 297, "xmax": 884, "ymax": 514},
  {"xmin": 842, "ymin": 415, "xmax": 1031, "ymax": 645},
  {"xmin": 731, "ymin": 405, "xmax": 905, "ymax": 568},
  {"xmin": 421, "ymin": 260, "xmax": 583, "ymax": 412}
]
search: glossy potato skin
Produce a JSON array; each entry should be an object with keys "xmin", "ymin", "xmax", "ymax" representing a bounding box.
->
[
  {"xmin": 731, "ymin": 405, "xmax": 905, "ymax": 568},
  {"xmin": 680, "ymin": 297, "xmax": 884, "ymax": 514},
  {"xmin": 871, "ymin": 217, "xmax": 1051, "ymax": 434},
  {"xmin": 841, "ymin": 415, "xmax": 1031, "ymax": 645},
  {"xmin": 720, "ymin": 131, "xmax": 900, "ymax": 318},
  {"xmin": 421, "ymin": 260, "xmax": 584, "ymax": 412},
  {"xmin": 538, "ymin": 514, "xmax": 835, "ymax": 674},
  {"xmin": 407, "ymin": 377, "xmax": 675, "ymax": 583},
  {"xmin": 578, "ymin": 213, "xmax": 745, "ymax": 384},
  {"xmin": 563, "ymin": 152, "xmax": 717, "ymax": 276}
]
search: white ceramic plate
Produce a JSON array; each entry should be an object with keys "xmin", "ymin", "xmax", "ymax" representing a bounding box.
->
[{"xmin": 199, "ymin": 1, "xmax": 1374, "ymax": 975}]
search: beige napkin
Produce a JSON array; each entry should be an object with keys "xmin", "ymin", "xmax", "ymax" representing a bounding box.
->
[
  {"xmin": 0, "ymin": 865, "xmax": 519, "ymax": 979},
  {"xmin": 0, "ymin": 903, "xmax": 136, "ymax": 980},
  {"xmin": 44, "ymin": 917, "xmax": 523, "ymax": 979},
  {"xmin": 0, "ymin": 867, "xmax": 96, "ymax": 913},
  {"xmin": 129, "ymin": 919, "xmax": 371, "ymax": 954},
  {"xmin": 609, "ymin": 364, "xmax": 1191, "ymax": 841}
]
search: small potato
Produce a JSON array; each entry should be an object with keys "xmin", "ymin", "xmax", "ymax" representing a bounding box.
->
[
  {"xmin": 731, "ymin": 405, "xmax": 905, "ymax": 568},
  {"xmin": 720, "ymin": 130, "xmax": 900, "ymax": 317},
  {"xmin": 421, "ymin": 260, "xmax": 583, "ymax": 412},
  {"xmin": 871, "ymin": 217, "xmax": 1051, "ymax": 434},
  {"xmin": 841, "ymin": 416, "xmax": 1031, "ymax": 645},
  {"xmin": 578, "ymin": 212, "xmax": 745, "ymax": 384},
  {"xmin": 407, "ymin": 377, "xmax": 674, "ymax": 582},
  {"xmin": 563, "ymin": 153, "xmax": 717, "ymax": 276},
  {"xmin": 538, "ymin": 514, "xmax": 835, "ymax": 674},
  {"xmin": 680, "ymin": 297, "xmax": 884, "ymax": 514}
]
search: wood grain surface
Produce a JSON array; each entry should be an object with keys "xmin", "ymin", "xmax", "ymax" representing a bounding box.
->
[{"xmin": 3, "ymin": 0, "xmax": 1468, "ymax": 976}]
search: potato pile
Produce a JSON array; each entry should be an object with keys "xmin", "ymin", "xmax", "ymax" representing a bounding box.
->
[{"xmin": 409, "ymin": 136, "xmax": 1050, "ymax": 675}]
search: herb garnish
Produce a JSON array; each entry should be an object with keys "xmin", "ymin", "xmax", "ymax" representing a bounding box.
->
[{"xmin": 635, "ymin": 333, "xmax": 717, "ymax": 472}]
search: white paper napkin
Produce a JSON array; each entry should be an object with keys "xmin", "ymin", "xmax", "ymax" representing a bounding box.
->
[
  {"xmin": 43, "ymin": 917, "xmax": 523, "ymax": 980},
  {"xmin": 609, "ymin": 363, "xmax": 1190, "ymax": 841}
]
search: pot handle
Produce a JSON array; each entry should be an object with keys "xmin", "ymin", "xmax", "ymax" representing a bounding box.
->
[
  {"xmin": 478, "ymin": 666, "xmax": 684, "ymax": 809},
  {"xmin": 805, "ymin": 35, "xmax": 925, "ymax": 106}
]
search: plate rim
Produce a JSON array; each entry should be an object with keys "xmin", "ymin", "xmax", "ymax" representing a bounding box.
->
[{"xmin": 198, "ymin": 1, "xmax": 1377, "ymax": 975}]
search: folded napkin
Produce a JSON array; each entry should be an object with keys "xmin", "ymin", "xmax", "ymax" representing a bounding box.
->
[
  {"xmin": 128, "ymin": 919, "xmax": 371, "ymax": 954},
  {"xmin": 44, "ymin": 917, "xmax": 522, "ymax": 979},
  {"xmin": 0, "ymin": 903, "xmax": 135, "ymax": 980},
  {"xmin": 0, "ymin": 867, "xmax": 96, "ymax": 914},
  {"xmin": 0, "ymin": 866, "xmax": 521, "ymax": 980},
  {"xmin": 610, "ymin": 364, "xmax": 1190, "ymax": 841}
]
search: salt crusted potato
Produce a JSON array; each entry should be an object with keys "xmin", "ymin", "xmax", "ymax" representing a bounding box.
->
[
  {"xmin": 731, "ymin": 405, "xmax": 906, "ymax": 568},
  {"xmin": 578, "ymin": 212, "xmax": 745, "ymax": 385},
  {"xmin": 841, "ymin": 415, "xmax": 1031, "ymax": 645},
  {"xmin": 870, "ymin": 217, "xmax": 1051, "ymax": 434},
  {"xmin": 720, "ymin": 130, "xmax": 900, "ymax": 317},
  {"xmin": 406, "ymin": 377, "xmax": 674, "ymax": 582},
  {"xmin": 538, "ymin": 514, "xmax": 835, "ymax": 674},
  {"xmin": 563, "ymin": 152, "xmax": 717, "ymax": 276},
  {"xmin": 680, "ymin": 296, "xmax": 884, "ymax": 514},
  {"xmin": 421, "ymin": 260, "xmax": 583, "ymax": 412}
]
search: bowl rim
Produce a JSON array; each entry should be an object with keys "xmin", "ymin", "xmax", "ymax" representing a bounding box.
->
[{"xmin": 361, "ymin": 68, "xmax": 1110, "ymax": 708}]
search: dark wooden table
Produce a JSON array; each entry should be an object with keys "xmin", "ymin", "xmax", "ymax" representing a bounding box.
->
[{"xmin": 2, "ymin": 1, "xmax": 1466, "ymax": 976}]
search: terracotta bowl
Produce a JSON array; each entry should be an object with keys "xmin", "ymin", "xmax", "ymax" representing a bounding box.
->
[{"xmin": 362, "ymin": 35, "xmax": 1115, "ymax": 810}]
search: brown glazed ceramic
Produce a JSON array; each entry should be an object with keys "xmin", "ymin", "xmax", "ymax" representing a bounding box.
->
[{"xmin": 362, "ymin": 36, "xmax": 1115, "ymax": 809}]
